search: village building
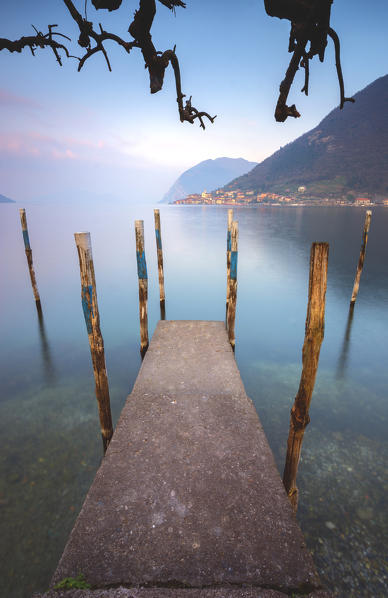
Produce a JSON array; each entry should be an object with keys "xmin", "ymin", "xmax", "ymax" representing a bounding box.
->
[{"xmin": 355, "ymin": 197, "xmax": 371, "ymax": 204}]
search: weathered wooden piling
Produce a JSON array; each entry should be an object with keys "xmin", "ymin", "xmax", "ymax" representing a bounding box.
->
[
  {"xmin": 19, "ymin": 208, "xmax": 41, "ymax": 313},
  {"xmin": 350, "ymin": 210, "xmax": 372, "ymax": 306},
  {"xmin": 283, "ymin": 242, "xmax": 329, "ymax": 511},
  {"xmin": 226, "ymin": 209, "xmax": 233, "ymax": 320},
  {"xmin": 74, "ymin": 232, "xmax": 113, "ymax": 453},
  {"xmin": 154, "ymin": 209, "xmax": 165, "ymax": 319},
  {"xmin": 135, "ymin": 220, "xmax": 149, "ymax": 357},
  {"xmin": 227, "ymin": 221, "xmax": 238, "ymax": 350}
]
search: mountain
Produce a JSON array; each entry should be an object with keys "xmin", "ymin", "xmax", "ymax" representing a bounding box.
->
[
  {"xmin": 161, "ymin": 157, "xmax": 257, "ymax": 204},
  {"xmin": 0, "ymin": 193, "xmax": 15, "ymax": 203},
  {"xmin": 226, "ymin": 75, "xmax": 388, "ymax": 200}
]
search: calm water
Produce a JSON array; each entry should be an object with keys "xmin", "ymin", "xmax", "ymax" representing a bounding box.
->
[{"xmin": 1, "ymin": 203, "xmax": 387, "ymax": 597}]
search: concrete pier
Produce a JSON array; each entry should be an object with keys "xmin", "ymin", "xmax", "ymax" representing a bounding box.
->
[{"xmin": 36, "ymin": 321, "xmax": 331, "ymax": 598}]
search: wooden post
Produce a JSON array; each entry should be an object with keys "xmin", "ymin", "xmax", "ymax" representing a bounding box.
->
[
  {"xmin": 74, "ymin": 232, "xmax": 113, "ymax": 454},
  {"xmin": 19, "ymin": 208, "xmax": 41, "ymax": 313},
  {"xmin": 227, "ymin": 221, "xmax": 238, "ymax": 350},
  {"xmin": 135, "ymin": 220, "xmax": 149, "ymax": 357},
  {"xmin": 350, "ymin": 210, "xmax": 372, "ymax": 306},
  {"xmin": 154, "ymin": 209, "xmax": 166, "ymax": 319},
  {"xmin": 283, "ymin": 242, "xmax": 329, "ymax": 511},
  {"xmin": 226, "ymin": 209, "xmax": 233, "ymax": 321}
]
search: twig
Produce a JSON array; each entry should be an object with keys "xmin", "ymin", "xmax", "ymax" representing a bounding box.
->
[
  {"xmin": 275, "ymin": 36, "xmax": 306, "ymax": 122},
  {"xmin": 163, "ymin": 49, "xmax": 216, "ymax": 129},
  {"xmin": 62, "ymin": 0, "xmax": 134, "ymax": 69},
  {"xmin": 328, "ymin": 26, "xmax": 355, "ymax": 109},
  {"xmin": 158, "ymin": 0, "xmax": 186, "ymax": 9},
  {"xmin": 128, "ymin": 1, "xmax": 215, "ymax": 128},
  {"xmin": 300, "ymin": 53, "xmax": 309, "ymax": 96},
  {"xmin": 268, "ymin": 0, "xmax": 354, "ymax": 121}
]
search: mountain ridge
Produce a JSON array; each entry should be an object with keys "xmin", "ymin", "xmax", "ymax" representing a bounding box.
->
[
  {"xmin": 0, "ymin": 193, "xmax": 15, "ymax": 203},
  {"xmin": 225, "ymin": 75, "xmax": 388, "ymax": 200}
]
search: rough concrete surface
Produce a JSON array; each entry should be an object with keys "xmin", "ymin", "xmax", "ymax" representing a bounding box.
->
[{"xmin": 46, "ymin": 322, "xmax": 329, "ymax": 596}]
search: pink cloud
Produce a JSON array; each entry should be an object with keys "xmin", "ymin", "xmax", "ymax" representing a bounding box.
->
[
  {"xmin": 62, "ymin": 135, "xmax": 106, "ymax": 151},
  {"xmin": 51, "ymin": 148, "xmax": 77, "ymax": 160},
  {"xmin": 0, "ymin": 130, "xmax": 113, "ymax": 164},
  {"xmin": 0, "ymin": 88, "xmax": 40, "ymax": 109},
  {"xmin": 0, "ymin": 129, "xmax": 141, "ymax": 168},
  {"xmin": 0, "ymin": 133, "xmax": 41, "ymax": 156},
  {"xmin": 0, "ymin": 131, "xmax": 64, "ymax": 158}
]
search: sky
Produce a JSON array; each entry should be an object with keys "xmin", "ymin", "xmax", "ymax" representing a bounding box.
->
[{"xmin": 0, "ymin": 0, "xmax": 387, "ymax": 204}]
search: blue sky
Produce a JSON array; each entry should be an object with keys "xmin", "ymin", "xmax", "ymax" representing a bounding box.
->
[{"xmin": 1, "ymin": 0, "xmax": 387, "ymax": 203}]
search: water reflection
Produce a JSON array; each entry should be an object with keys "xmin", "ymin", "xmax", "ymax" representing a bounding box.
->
[
  {"xmin": 160, "ymin": 299, "xmax": 166, "ymax": 321},
  {"xmin": 336, "ymin": 305, "xmax": 355, "ymax": 380},
  {"xmin": 2, "ymin": 204, "xmax": 388, "ymax": 598},
  {"xmin": 36, "ymin": 308, "xmax": 56, "ymax": 384}
]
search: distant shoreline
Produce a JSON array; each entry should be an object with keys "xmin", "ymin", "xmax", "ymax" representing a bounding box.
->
[
  {"xmin": 171, "ymin": 188, "xmax": 384, "ymax": 208},
  {"xmin": 170, "ymin": 201, "xmax": 380, "ymax": 208}
]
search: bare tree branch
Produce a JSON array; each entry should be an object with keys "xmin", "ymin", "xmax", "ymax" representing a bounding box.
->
[
  {"xmin": 0, "ymin": 24, "xmax": 71, "ymax": 66},
  {"xmin": 128, "ymin": 0, "xmax": 214, "ymax": 126},
  {"xmin": 1, "ymin": 0, "xmax": 215, "ymax": 128},
  {"xmin": 76, "ymin": 23, "xmax": 136, "ymax": 71},
  {"xmin": 158, "ymin": 0, "xmax": 186, "ymax": 9},
  {"xmin": 62, "ymin": 0, "xmax": 135, "ymax": 68},
  {"xmin": 274, "ymin": 36, "xmax": 305, "ymax": 122},
  {"xmin": 163, "ymin": 49, "xmax": 216, "ymax": 129},
  {"xmin": 266, "ymin": 0, "xmax": 354, "ymax": 121},
  {"xmin": 300, "ymin": 52, "xmax": 309, "ymax": 95},
  {"xmin": 328, "ymin": 26, "xmax": 355, "ymax": 109}
]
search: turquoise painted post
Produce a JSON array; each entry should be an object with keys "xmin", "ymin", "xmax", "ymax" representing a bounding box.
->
[
  {"xmin": 19, "ymin": 208, "xmax": 41, "ymax": 312},
  {"xmin": 74, "ymin": 232, "xmax": 113, "ymax": 453},
  {"xmin": 135, "ymin": 220, "xmax": 149, "ymax": 357},
  {"xmin": 227, "ymin": 221, "xmax": 238, "ymax": 349},
  {"xmin": 154, "ymin": 209, "xmax": 166, "ymax": 319},
  {"xmin": 226, "ymin": 209, "xmax": 233, "ymax": 322}
]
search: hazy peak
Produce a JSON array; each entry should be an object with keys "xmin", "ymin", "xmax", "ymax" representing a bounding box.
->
[{"xmin": 161, "ymin": 157, "xmax": 257, "ymax": 204}]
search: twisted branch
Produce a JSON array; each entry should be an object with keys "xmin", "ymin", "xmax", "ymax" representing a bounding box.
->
[
  {"xmin": 163, "ymin": 49, "xmax": 216, "ymax": 129},
  {"xmin": 267, "ymin": 0, "xmax": 354, "ymax": 121},
  {"xmin": 275, "ymin": 35, "xmax": 306, "ymax": 122},
  {"xmin": 328, "ymin": 26, "xmax": 355, "ymax": 109},
  {"xmin": 128, "ymin": 0, "xmax": 215, "ymax": 127},
  {"xmin": 0, "ymin": 24, "xmax": 71, "ymax": 66},
  {"xmin": 77, "ymin": 23, "xmax": 136, "ymax": 71},
  {"xmin": 61, "ymin": 0, "xmax": 135, "ymax": 70}
]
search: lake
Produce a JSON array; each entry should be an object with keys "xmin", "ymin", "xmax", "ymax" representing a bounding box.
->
[{"xmin": 0, "ymin": 203, "xmax": 387, "ymax": 597}]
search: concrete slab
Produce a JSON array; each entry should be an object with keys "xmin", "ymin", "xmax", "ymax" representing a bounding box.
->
[{"xmin": 49, "ymin": 322, "xmax": 326, "ymax": 595}]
